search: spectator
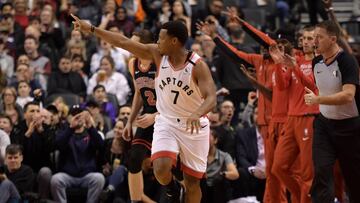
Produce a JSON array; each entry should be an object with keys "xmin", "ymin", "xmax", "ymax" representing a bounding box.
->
[
  {"xmin": 0, "ymin": 38, "xmax": 14, "ymax": 81},
  {"xmin": 202, "ymin": 128, "xmax": 239, "ymax": 203},
  {"xmin": 0, "ymin": 114, "xmax": 14, "ymax": 135},
  {"xmin": 101, "ymin": 119, "xmax": 130, "ymax": 201},
  {"xmin": 0, "ymin": 87, "xmax": 23, "ymax": 125},
  {"xmin": 10, "ymin": 62, "xmax": 43, "ymax": 95},
  {"xmin": 170, "ymin": 0, "xmax": 192, "ymax": 36},
  {"xmin": 214, "ymin": 100, "xmax": 237, "ymax": 158},
  {"xmin": 23, "ymin": 35, "xmax": 51, "ymax": 91},
  {"xmin": 106, "ymin": 102, "xmax": 131, "ymax": 139},
  {"xmin": 10, "ymin": 101, "xmax": 53, "ymax": 199},
  {"xmin": 69, "ymin": 29, "xmax": 97, "ymax": 74},
  {"xmin": 158, "ymin": 1, "xmax": 171, "ymax": 25},
  {"xmin": 74, "ymin": 0, "xmax": 102, "ymax": 26},
  {"xmin": 16, "ymin": 81, "xmax": 34, "ymax": 109},
  {"xmin": 208, "ymin": 110, "xmax": 221, "ymax": 127},
  {"xmin": 112, "ymin": 6, "xmax": 136, "ymax": 37},
  {"xmin": 47, "ymin": 55, "xmax": 87, "ymax": 99},
  {"xmin": 3, "ymin": 144, "xmax": 35, "ymax": 198},
  {"xmin": 0, "ymin": 13, "xmax": 23, "ymax": 58},
  {"xmin": 64, "ymin": 39, "xmax": 87, "ymax": 63},
  {"xmin": 0, "ymin": 129, "xmax": 10, "ymax": 164},
  {"xmin": 1, "ymin": 3, "xmax": 13, "ymax": 16},
  {"xmin": 71, "ymin": 54, "xmax": 89, "ymax": 86},
  {"xmin": 196, "ymin": 0, "xmax": 226, "ymax": 27},
  {"xmin": 191, "ymin": 42, "xmax": 205, "ymax": 57},
  {"xmin": 51, "ymin": 97, "xmax": 69, "ymax": 123},
  {"xmin": 240, "ymin": 92, "xmax": 257, "ymax": 128},
  {"xmin": 51, "ymin": 107, "xmax": 105, "ymax": 203},
  {"xmin": 13, "ymin": 0, "xmax": 29, "ymax": 29},
  {"xmin": 117, "ymin": 104, "xmax": 131, "ymax": 121},
  {"xmin": 86, "ymin": 99, "xmax": 112, "ymax": 135},
  {"xmin": 234, "ymin": 106, "xmax": 266, "ymax": 201},
  {"xmin": 24, "ymin": 24, "xmax": 58, "ymax": 71},
  {"xmin": 39, "ymin": 6, "xmax": 65, "ymax": 52},
  {"xmin": 44, "ymin": 104, "xmax": 63, "ymax": 131},
  {"xmin": 92, "ymin": 84, "xmax": 117, "ymax": 123},
  {"xmin": 90, "ymin": 39, "xmax": 129, "ymax": 74},
  {"xmin": 88, "ymin": 56, "xmax": 130, "ymax": 106}
]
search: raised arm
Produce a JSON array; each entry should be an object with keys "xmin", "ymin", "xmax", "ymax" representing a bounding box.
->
[
  {"xmin": 240, "ymin": 20, "xmax": 276, "ymax": 48},
  {"xmin": 323, "ymin": 0, "xmax": 353, "ymax": 54},
  {"xmin": 223, "ymin": 9, "xmax": 276, "ymax": 48},
  {"xmin": 213, "ymin": 36, "xmax": 260, "ymax": 67},
  {"xmin": 71, "ymin": 14, "xmax": 161, "ymax": 65},
  {"xmin": 240, "ymin": 65, "xmax": 272, "ymax": 100},
  {"xmin": 197, "ymin": 20, "xmax": 260, "ymax": 67}
]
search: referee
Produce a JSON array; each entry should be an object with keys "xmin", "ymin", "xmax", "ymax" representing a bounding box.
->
[{"xmin": 304, "ymin": 21, "xmax": 360, "ymax": 202}]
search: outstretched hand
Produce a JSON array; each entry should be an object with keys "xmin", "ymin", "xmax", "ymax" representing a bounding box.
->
[
  {"xmin": 221, "ymin": 7, "xmax": 244, "ymax": 24},
  {"xmin": 283, "ymin": 54, "xmax": 297, "ymax": 68},
  {"xmin": 269, "ymin": 45, "xmax": 285, "ymax": 64},
  {"xmin": 196, "ymin": 21, "xmax": 217, "ymax": 38},
  {"xmin": 240, "ymin": 64, "xmax": 256, "ymax": 82},
  {"xmin": 71, "ymin": 14, "xmax": 92, "ymax": 34}
]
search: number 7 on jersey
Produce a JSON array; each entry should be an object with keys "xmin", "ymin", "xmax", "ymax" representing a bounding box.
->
[{"xmin": 171, "ymin": 90, "xmax": 179, "ymax": 104}]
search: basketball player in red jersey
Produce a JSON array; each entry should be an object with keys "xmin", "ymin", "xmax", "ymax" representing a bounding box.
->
[
  {"xmin": 270, "ymin": 26, "xmax": 319, "ymax": 203},
  {"xmin": 72, "ymin": 15, "xmax": 217, "ymax": 203},
  {"xmin": 197, "ymin": 18, "xmax": 289, "ymax": 203}
]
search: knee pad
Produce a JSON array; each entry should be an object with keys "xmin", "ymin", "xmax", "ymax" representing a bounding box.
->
[{"xmin": 128, "ymin": 145, "xmax": 149, "ymax": 173}]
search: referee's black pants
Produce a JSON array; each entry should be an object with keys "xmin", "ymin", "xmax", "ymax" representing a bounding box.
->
[{"xmin": 311, "ymin": 114, "xmax": 360, "ymax": 203}]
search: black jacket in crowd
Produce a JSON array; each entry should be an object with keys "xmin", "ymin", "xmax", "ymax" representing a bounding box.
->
[
  {"xmin": 5, "ymin": 165, "xmax": 35, "ymax": 195},
  {"xmin": 10, "ymin": 121, "xmax": 54, "ymax": 172},
  {"xmin": 47, "ymin": 71, "xmax": 87, "ymax": 98}
]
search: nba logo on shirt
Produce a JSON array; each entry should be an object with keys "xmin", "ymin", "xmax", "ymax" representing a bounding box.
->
[{"xmin": 303, "ymin": 128, "xmax": 309, "ymax": 141}]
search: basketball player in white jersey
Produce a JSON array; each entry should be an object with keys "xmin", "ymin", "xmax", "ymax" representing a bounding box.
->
[{"xmin": 71, "ymin": 15, "xmax": 217, "ymax": 203}]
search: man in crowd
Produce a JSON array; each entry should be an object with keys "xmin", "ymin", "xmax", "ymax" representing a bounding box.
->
[
  {"xmin": 0, "ymin": 144, "xmax": 35, "ymax": 202},
  {"xmin": 51, "ymin": 106, "xmax": 105, "ymax": 203},
  {"xmin": 10, "ymin": 101, "xmax": 53, "ymax": 199}
]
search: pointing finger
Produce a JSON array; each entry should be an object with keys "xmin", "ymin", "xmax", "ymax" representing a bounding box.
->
[{"xmin": 70, "ymin": 13, "xmax": 79, "ymax": 21}]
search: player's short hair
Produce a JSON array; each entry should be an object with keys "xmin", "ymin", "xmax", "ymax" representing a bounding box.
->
[
  {"xmin": 302, "ymin": 25, "xmax": 315, "ymax": 32},
  {"xmin": 316, "ymin": 20, "xmax": 341, "ymax": 39},
  {"xmin": 161, "ymin": 21, "xmax": 188, "ymax": 45}
]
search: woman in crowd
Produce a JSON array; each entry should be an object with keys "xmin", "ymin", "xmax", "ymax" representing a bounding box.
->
[
  {"xmin": 101, "ymin": 118, "xmax": 131, "ymax": 200},
  {"xmin": 87, "ymin": 55, "xmax": 130, "ymax": 106},
  {"xmin": 0, "ymin": 87, "xmax": 23, "ymax": 125}
]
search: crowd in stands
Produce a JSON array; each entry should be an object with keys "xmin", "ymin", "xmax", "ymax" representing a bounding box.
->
[{"xmin": 0, "ymin": 0, "xmax": 359, "ymax": 202}]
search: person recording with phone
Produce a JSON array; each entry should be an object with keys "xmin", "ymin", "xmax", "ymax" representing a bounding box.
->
[{"xmin": 51, "ymin": 106, "xmax": 105, "ymax": 203}]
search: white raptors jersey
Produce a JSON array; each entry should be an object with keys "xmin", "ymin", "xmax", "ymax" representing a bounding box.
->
[{"xmin": 155, "ymin": 52, "xmax": 204, "ymax": 121}]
